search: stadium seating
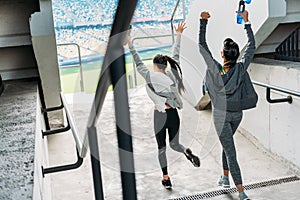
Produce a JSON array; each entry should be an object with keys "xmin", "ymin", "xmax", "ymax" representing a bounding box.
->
[{"xmin": 52, "ymin": 0, "xmax": 190, "ymax": 63}]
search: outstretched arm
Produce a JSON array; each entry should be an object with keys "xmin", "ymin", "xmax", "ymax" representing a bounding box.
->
[
  {"xmin": 171, "ymin": 21, "xmax": 187, "ymax": 64},
  {"xmin": 198, "ymin": 12, "xmax": 213, "ymax": 57},
  {"xmin": 237, "ymin": 11, "xmax": 256, "ymax": 73},
  {"xmin": 198, "ymin": 11, "xmax": 221, "ymax": 74},
  {"xmin": 128, "ymin": 36, "xmax": 150, "ymax": 82}
]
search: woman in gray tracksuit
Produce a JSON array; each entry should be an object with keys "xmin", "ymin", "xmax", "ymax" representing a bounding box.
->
[
  {"xmin": 127, "ymin": 21, "xmax": 200, "ymax": 189},
  {"xmin": 198, "ymin": 11, "xmax": 256, "ymax": 200}
]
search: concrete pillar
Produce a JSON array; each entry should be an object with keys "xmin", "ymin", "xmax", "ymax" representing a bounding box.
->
[{"xmin": 30, "ymin": 0, "xmax": 62, "ymax": 121}]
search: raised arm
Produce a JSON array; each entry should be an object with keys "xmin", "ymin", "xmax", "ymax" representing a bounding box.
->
[
  {"xmin": 198, "ymin": 11, "xmax": 221, "ymax": 75},
  {"xmin": 171, "ymin": 21, "xmax": 187, "ymax": 64},
  {"xmin": 198, "ymin": 12, "xmax": 213, "ymax": 57},
  {"xmin": 128, "ymin": 37, "xmax": 150, "ymax": 82},
  {"xmin": 237, "ymin": 11, "xmax": 256, "ymax": 72}
]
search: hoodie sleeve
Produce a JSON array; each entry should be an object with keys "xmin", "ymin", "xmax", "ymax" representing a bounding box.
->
[
  {"xmin": 129, "ymin": 46, "xmax": 151, "ymax": 83},
  {"xmin": 239, "ymin": 24, "xmax": 256, "ymax": 73},
  {"xmin": 171, "ymin": 35, "xmax": 181, "ymax": 64},
  {"xmin": 198, "ymin": 19, "xmax": 222, "ymax": 73},
  {"xmin": 199, "ymin": 19, "xmax": 213, "ymax": 57}
]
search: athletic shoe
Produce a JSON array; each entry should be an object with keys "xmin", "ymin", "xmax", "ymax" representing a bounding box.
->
[
  {"xmin": 161, "ymin": 178, "xmax": 172, "ymax": 190},
  {"xmin": 218, "ymin": 175, "xmax": 230, "ymax": 188},
  {"xmin": 239, "ymin": 191, "xmax": 250, "ymax": 200},
  {"xmin": 185, "ymin": 148, "xmax": 200, "ymax": 167}
]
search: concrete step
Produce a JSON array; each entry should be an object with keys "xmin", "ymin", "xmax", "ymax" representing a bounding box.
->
[
  {"xmin": 0, "ymin": 80, "xmax": 38, "ymax": 199},
  {"xmin": 49, "ymin": 87, "xmax": 299, "ymax": 200}
]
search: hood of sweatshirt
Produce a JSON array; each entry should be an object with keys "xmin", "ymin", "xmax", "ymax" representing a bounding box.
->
[{"xmin": 149, "ymin": 72, "xmax": 174, "ymax": 93}]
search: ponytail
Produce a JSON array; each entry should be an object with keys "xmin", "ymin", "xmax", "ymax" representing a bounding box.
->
[
  {"xmin": 165, "ymin": 56, "xmax": 185, "ymax": 95},
  {"xmin": 153, "ymin": 54, "xmax": 185, "ymax": 94}
]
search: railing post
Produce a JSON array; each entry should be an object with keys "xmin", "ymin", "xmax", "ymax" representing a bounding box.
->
[
  {"xmin": 110, "ymin": 54, "xmax": 137, "ymax": 200},
  {"xmin": 88, "ymin": 126, "xmax": 104, "ymax": 200},
  {"xmin": 57, "ymin": 43, "xmax": 85, "ymax": 92},
  {"xmin": 133, "ymin": 61, "xmax": 138, "ymax": 87},
  {"xmin": 75, "ymin": 43, "xmax": 84, "ymax": 92},
  {"xmin": 171, "ymin": 0, "xmax": 181, "ymax": 44},
  {"xmin": 182, "ymin": 0, "xmax": 186, "ymax": 20}
]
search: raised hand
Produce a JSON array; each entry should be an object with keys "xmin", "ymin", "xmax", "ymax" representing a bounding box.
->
[
  {"xmin": 200, "ymin": 11, "xmax": 211, "ymax": 20},
  {"xmin": 174, "ymin": 21, "xmax": 187, "ymax": 35},
  {"xmin": 236, "ymin": 10, "xmax": 249, "ymax": 22}
]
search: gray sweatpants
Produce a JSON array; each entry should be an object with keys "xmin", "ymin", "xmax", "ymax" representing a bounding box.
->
[{"xmin": 213, "ymin": 108, "xmax": 243, "ymax": 185}]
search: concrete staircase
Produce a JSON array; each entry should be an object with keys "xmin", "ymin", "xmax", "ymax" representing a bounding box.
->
[{"xmin": 0, "ymin": 80, "xmax": 37, "ymax": 199}]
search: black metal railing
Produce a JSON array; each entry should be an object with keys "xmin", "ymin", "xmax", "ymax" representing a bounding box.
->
[
  {"xmin": 275, "ymin": 26, "xmax": 300, "ymax": 62},
  {"xmin": 83, "ymin": 0, "xmax": 138, "ymax": 199},
  {"xmin": 41, "ymin": 92, "xmax": 86, "ymax": 176},
  {"xmin": 252, "ymin": 80, "xmax": 300, "ymax": 104}
]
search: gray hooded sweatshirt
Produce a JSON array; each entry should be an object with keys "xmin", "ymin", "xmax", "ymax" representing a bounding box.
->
[
  {"xmin": 198, "ymin": 19, "xmax": 256, "ymax": 111},
  {"xmin": 129, "ymin": 36, "xmax": 183, "ymax": 112}
]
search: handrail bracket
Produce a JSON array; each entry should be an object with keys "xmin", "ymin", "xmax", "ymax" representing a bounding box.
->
[{"xmin": 266, "ymin": 88, "xmax": 293, "ymax": 104}]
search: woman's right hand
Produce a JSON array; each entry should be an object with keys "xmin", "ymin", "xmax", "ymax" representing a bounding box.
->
[{"xmin": 200, "ymin": 11, "xmax": 211, "ymax": 20}]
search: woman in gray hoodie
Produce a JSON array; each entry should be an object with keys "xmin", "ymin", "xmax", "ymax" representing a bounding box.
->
[
  {"xmin": 198, "ymin": 10, "xmax": 256, "ymax": 200},
  {"xmin": 127, "ymin": 21, "xmax": 200, "ymax": 190}
]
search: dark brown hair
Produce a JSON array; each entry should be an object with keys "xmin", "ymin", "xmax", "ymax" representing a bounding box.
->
[
  {"xmin": 223, "ymin": 38, "xmax": 240, "ymax": 67},
  {"xmin": 153, "ymin": 54, "xmax": 185, "ymax": 94}
]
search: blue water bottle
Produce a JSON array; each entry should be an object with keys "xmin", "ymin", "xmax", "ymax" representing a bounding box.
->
[{"xmin": 237, "ymin": 0, "xmax": 245, "ymax": 24}]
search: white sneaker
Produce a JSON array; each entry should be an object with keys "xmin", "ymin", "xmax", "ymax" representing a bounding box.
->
[
  {"xmin": 218, "ymin": 176, "xmax": 230, "ymax": 188},
  {"xmin": 239, "ymin": 191, "xmax": 250, "ymax": 200}
]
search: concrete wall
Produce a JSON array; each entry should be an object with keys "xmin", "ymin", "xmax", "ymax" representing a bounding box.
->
[
  {"xmin": 30, "ymin": 0, "xmax": 62, "ymax": 119},
  {"xmin": 33, "ymin": 91, "xmax": 52, "ymax": 200},
  {"xmin": 0, "ymin": 0, "xmax": 40, "ymax": 80},
  {"xmin": 180, "ymin": 0, "xmax": 292, "ymax": 106},
  {"xmin": 283, "ymin": 0, "xmax": 300, "ymax": 23},
  {"xmin": 240, "ymin": 58, "xmax": 300, "ymax": 171}
]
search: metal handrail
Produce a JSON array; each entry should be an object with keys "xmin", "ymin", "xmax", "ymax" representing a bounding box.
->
[
  {"xmin": 60, "ymin": 92, "xmax": 86, "ymax": 157},
  {"xmin": 41, "ymin": 92, "xmax": 85, "ymax": 176},
  {"xmin": 57, "ymin": 43, "xmax": 85, "ymax": 92},
  {"xmin": 84, "ymin": 0, "xmax": 138, "ymax": 199},
  {"xmin": 171, "ymin": 0, "xmax": 186, "ymax": 44},
  {"xmin": 252, "ymin": 80, "xmax": 300, "ymax": 104},
  {"xmin": 132, "ymin": 34, "xmax": 172, "ymax": 42}
]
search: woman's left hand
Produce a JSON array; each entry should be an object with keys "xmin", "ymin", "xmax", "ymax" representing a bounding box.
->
[{"xmin": 174, "ymin": 21, "xmax": 187, "ymax": 35}]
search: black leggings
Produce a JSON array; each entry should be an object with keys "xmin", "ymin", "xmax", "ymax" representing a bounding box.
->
[{"xmin": 154, "ymin": 108, "xmax": 186, "ymax": 175}]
